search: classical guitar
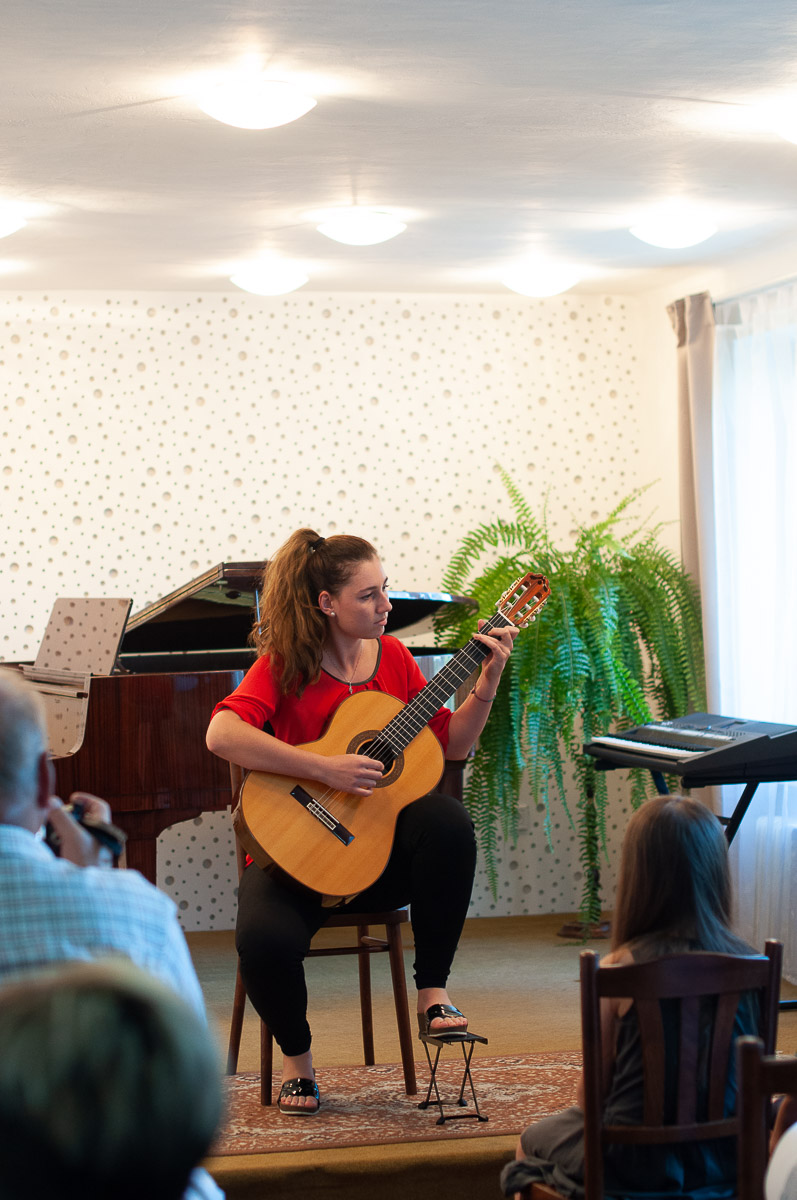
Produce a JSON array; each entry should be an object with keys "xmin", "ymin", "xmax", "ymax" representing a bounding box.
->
[{"xmin": 233, "ymin": 573, "xmax": 551, "ymax": 898}]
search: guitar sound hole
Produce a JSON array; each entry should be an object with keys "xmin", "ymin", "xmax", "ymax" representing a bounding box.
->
[
  {"xmin": 361, "ymin": 740, "xmax": 395, "ymax": 772},
  {"xmin": 347, "ymin": 730, "xmax": 404, "ymax": 788}
]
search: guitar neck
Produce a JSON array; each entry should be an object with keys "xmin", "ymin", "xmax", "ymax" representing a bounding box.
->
[{"xmin": 383, "ymin": 611, "xmax": 514, "ymax": 753}]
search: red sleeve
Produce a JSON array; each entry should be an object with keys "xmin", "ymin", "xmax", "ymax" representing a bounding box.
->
[
  {"xmin": 209, "ymin": 655, "xmax": 281, "ymax": 730},
  {"xmin": 210, "ymin": 639, "xmax": 454, "ymax": 753}
]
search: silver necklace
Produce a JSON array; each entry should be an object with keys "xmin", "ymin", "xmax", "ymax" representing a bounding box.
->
[{"xmin": 327, "ymin": 642, "xmax": 364, "ymax": 694}]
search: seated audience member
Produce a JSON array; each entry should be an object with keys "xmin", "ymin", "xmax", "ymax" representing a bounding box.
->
[
  {"xmin": 0, "ymin": 960, "xmax": 222, "ymax": 1200},
  {"xmin": 0, "ymin": 669, "xmax": 204, "ymax": 1014},
  {"xmin": 501, "ymin": 795, "xmax": 758, "ymax": 1198},
  {"xmin": 0, "ymin": 670, "xmax": 223, "ymax": 1200},
  {"xmin": 767, "ymin": 1095, "xmax": 797, "ymax": 1200}
]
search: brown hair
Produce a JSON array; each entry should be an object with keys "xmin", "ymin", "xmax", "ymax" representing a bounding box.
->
[
  {"xmin": 611, "ymin": 795, "xmax": 751, "ymax": 958},
  {"xmin": 0, "ymin": 959, "xmax": 221, "ymax": 1200},
  {"xmin": 251, "ymin": 527, "xmax": 379, "ymax": 694}
]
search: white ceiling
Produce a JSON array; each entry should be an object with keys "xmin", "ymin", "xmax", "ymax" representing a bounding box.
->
[{"xmin": 5, "ymin": 0, "xmax": 797, "ymax": 294}]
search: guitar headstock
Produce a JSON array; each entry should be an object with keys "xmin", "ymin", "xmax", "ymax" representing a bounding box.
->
[{"xmin": 497, "ymin": 573, "xmax": 551, "ymax": 628}]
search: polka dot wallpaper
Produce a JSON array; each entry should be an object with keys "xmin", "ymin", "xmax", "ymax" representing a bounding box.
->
[{"xmin": 1, "ymin": 290, "xmax": 668, "ymax": 929}]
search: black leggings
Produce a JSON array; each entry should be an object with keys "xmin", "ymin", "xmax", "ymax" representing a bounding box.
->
[{"xmin": 235, "ymin": 792, "xmax": 477, "ymax": 1057}]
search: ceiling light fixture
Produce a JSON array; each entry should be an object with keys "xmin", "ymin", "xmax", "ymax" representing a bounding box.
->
[
  {"xmin": 196, "ymin": 70, "xmax": 316, "ymax": 130},
  {"xmin": 0, "ymin": 210, "xmax": 26, "ymax": 239},
  {"xmin": 229, "ymin": 259, "xmax": 309, "ymax": 295},
  {"xmin": 628, "ymin": 206, "xmax": 717, "ymax": 249},
  {"xmin": 760, "ymin": 99, "xmax": 797, "ymax": 145},
  {"xmin": 315, "ymin": 207, "xmax": 407, "ymax": 246},
  {"xmin": 500, "ymin": 258, "xmax": 583, "ymax": 298}
]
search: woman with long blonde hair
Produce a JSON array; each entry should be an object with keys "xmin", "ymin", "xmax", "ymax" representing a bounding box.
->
[{"xmin": 207, "ymin": 528, "xmax": 517, "ymax": 1114}]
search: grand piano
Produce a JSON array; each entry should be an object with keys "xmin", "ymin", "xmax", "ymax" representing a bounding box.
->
[{"xmin": 28, "ymin": 563, "xmax": 475, "ymax": 882}]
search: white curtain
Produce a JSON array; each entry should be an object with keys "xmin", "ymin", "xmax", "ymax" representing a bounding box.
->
[
  {"xmin": 667, "ymin": 293, "xmax": 720, "ymax": 707},
  {"xmin": 713, "ymin": 284, "xmax": 797, "ymax": 979}
]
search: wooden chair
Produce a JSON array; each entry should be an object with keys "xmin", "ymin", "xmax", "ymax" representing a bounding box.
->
[
  {"xmin": 737, "ymin": 1036, "xmax": 797, "ymax": 1200},
  {"xmin": 225, "ymin": 765, "xmax": 417, "ymax": 1105},
  {"xmin": 526, "ymin": 940, "xmax": 782, "ymax": 1200}
]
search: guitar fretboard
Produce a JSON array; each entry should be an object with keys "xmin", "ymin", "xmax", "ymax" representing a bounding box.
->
[{"xmin": 379, "ymin": 611, "xmax": 514, "ymax": 753}]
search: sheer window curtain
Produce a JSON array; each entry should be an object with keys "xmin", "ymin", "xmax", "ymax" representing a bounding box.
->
[
  {"xmin": 712, "ymin": 284, "xmax": 797, "ymax": 979},
  {"xmin": 667, "ymin": 293, "xmax": 720, "ymax": 703}
]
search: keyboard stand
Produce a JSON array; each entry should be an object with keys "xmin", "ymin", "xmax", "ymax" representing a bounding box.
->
[
  {"xmin": 417, "ymin": 1030, "xmax": 489, "ymax": 1125},
  {"xmin": 648, "ymin": 770, "xmax": 760, "ymax": 848}
]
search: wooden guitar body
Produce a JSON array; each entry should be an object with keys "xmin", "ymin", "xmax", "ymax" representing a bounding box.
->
[
  {"xmin": 235, "ymin": 689, "xmax": 445, "ymax": 897},
  {"xmin": 232, "ymin": 570, "xmax": 551, "ymax": 899}
]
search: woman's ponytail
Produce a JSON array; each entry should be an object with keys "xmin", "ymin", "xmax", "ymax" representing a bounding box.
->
[{"xmin": 251, "ymin": 528, "xmax": 377, "ymax": 694}]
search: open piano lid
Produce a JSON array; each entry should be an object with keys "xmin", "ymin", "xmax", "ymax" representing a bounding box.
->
[{"xmin": 119, "ymin": 562, "xmax": 476, "ymax": 671}]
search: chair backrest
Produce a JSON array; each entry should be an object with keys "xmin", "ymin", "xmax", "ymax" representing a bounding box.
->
[
  {"xmin": 737, "ymin": 1036, "xmax": 797, "ymax": 1200},
  {"xmin": 580, "ymin": 940, "xmax": 782, "ymax": 1200}
]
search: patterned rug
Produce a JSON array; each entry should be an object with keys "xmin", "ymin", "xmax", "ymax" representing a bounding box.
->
[{"xmin": 213, "ymin": 1050, "xmax": 581, "ymax": 1156}]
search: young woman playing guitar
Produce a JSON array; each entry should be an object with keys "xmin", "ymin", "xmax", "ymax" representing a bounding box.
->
[{"xmin": 206, "ymin": 528, "xmax": 517, "ymax": 1114}]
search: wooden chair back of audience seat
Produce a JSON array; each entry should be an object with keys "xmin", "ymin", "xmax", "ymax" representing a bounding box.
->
[
  {"xmin": 737, "ymin": 1036, "xmax": 797, "ymax": 1200},
  {"xmin": 526, "ymin": 940, "xmax": 782, "ymax": 1200}
]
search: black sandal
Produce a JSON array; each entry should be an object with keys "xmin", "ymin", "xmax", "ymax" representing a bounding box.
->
[
  {"xmin": 417, "ymin": 1003, "xmax": 469, "ymax": 1038},
  {"xmin": 277, "ymin": 1076, "xmax": 321, "ymax": 1116}
]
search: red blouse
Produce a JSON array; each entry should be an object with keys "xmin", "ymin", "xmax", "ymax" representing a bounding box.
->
[{"xmin": 210, "ymin": 635, "xmax": 453, "ymax": 753}]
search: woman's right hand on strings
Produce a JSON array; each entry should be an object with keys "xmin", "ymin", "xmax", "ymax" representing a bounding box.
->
[
  {"xmin": 317, "ymin": 754, "xmax": 384, "ymax": 796},
  {"xmin": 206, "ymin": 712, "xmax": 384, "ymax": 793}
]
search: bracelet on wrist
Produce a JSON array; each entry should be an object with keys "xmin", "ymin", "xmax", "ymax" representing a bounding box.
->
[{"xmin": 471, "ymin": 686, "xmax": 497, "ymax": 703}]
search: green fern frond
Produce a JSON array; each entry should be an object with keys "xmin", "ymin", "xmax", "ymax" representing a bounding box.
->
[{"xmin": 435, "ymin": 474, "xmax": 706, "ymax": 924}]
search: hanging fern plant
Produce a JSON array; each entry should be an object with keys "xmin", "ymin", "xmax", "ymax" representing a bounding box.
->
[{"xmin": 435, "ymin": 473, "xmax": 706, "ymax": 926}]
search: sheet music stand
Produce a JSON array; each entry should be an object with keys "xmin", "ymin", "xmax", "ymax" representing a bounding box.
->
[
  {"xmin": 417, "ymin": 1029, "xmax": 489, "ymax": 1125},
  {"xmin": 20, "ymin": 597, "xmax": 132, "ymax": 758}
]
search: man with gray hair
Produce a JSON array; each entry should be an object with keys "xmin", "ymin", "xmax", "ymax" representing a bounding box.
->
[
  {"xmin": 0, "ymin": 669, "xmax": 205, "ymax": 1013},
  {"xmin": 0, "ymin": 669, "xmax": 222, "ymax": 1199}
]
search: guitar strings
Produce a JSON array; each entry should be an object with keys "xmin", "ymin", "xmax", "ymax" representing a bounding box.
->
[
  {"xmin": 306, "ymin": 642, "xmax": 490, "ymax": 819},
  {"xmin": 313, "ymin": 611, "xmax": 512, "ymax": 819},
  {"xmin": 318, "ymin": 629, "xmax": 495, "ymax": 815}
]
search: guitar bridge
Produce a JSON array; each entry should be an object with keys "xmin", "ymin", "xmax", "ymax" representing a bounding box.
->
[{"xmin": 290, "ymin": 786, "xmax": 354, "ymax": 846}]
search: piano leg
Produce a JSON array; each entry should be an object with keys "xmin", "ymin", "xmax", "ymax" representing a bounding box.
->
[{"xmin": 123, "ymin": 837, "xmax": 157, "ymax": 884}]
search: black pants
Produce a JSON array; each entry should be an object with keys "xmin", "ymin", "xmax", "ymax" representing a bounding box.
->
[{"xmin": 235, "ymin": 792, "xmax": 477, "ymax": 1056}]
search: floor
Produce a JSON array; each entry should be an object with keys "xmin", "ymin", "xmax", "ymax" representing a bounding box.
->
[{"xmin": 188, "ymin": 913, "xmax": 797, "ymax": 1073}]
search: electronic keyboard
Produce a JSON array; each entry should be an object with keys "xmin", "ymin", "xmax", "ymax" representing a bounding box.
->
[{"xmin": 584, "ymin": 712, "xmax": 797, "ymax": 787}]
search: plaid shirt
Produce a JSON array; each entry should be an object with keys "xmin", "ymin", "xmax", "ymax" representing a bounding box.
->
[{"xmin": 0, "ymin": 824, "xmax": 205, "ymax": 1018}]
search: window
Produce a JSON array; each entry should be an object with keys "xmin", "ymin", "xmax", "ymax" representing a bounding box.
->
[{"xmin": 713, "ymin": 285, "xmax": 797, "ymax": 976}]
